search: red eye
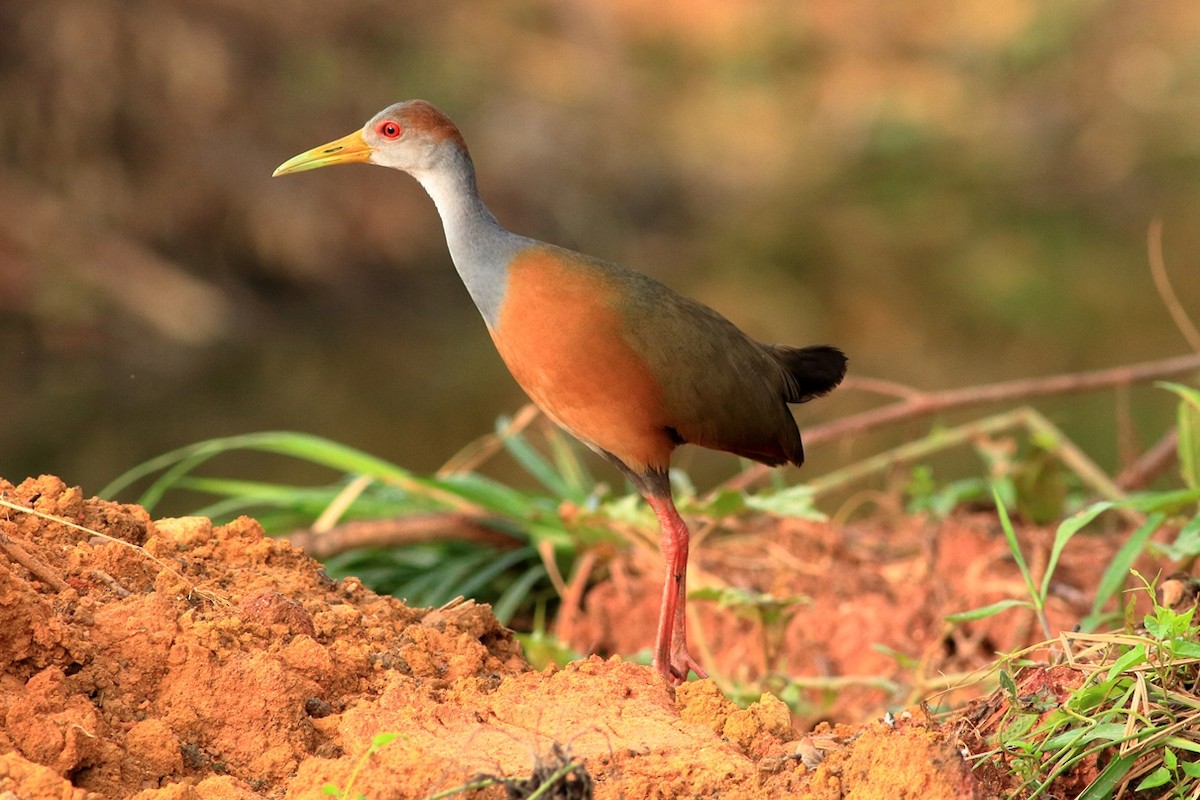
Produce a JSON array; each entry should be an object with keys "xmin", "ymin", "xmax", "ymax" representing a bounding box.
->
[{"xmin": 377, "ymin": 121, "xmax": 402, "ymax": 139}]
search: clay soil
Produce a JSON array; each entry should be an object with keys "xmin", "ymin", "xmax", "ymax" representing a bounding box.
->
[{"xmin": 0, "ymin": 475, "xmax": 1174, "ymax": 799}]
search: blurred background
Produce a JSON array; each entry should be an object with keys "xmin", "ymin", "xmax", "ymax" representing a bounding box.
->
[{"xmin": 2, "ymin": 1, "xmax": 1199, "ymax": 506}]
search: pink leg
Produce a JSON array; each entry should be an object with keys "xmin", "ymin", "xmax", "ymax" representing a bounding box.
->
[{"xmin": 647, "ymin": 494, "xmax": 707, "ymax": 684}]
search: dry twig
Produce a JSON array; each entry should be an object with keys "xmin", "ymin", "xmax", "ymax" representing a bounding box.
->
[
  {"xmin": 723, "ymin": 352, "xmax": 1200, "ymax": 492},
  {"xmin": 0, "ymin": 531, "xmax": 69, "ymax": 592},
  {"xmin": 286, "ymin": 513, "xmax": 517, "ymax": 559},
  {"xmin": 1147, "ymin": 219, "xmax": 1200, "ymax": 354},
  {"xmin": 1114, "ymin": 428, "xmax": 1180, "ymax": 492}
]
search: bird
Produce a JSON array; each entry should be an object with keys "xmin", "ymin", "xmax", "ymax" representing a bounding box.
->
[{"xmin": 273, "ymin": 100, "xmax": 847, "ymax": 684}]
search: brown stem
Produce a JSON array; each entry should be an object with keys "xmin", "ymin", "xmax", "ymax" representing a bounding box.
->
[
  {"xmin": 553, "ymin": 549, "xmax": 597, "ymax": 646},
  {"xmin": 285, "ymin": 513, "xmax": 517, "ymax": 559},
  {"xmin": 724, "ymin": 352, "xmax": 1200, "ymax": 491},
  {"xmin": 0, "ymin": 532, "xmax": 69, "ymax": 592},
  {"xmin": 1148, "ymin": 220, "xmax": 1200, "ymax": 353},
  {"xmin": 1115, "ymin": 428, "xmax": 1180, "ymax": 491}
]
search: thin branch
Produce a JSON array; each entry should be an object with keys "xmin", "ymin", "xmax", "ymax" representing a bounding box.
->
[
  {"xmin": 813, "ymin": 352, "xmax": 1200, "ymax": 446},
  {"xmin": 553, "ymin": 549, "xmax": 598, "ymax": 645},
  {"xmin": 839, "ymin": 375, "xmax": 923, "ymax": 399},
  {"xmin": 1115, "ymin": 428, "xmax": 1179, "ymax": 491},
  {"xmin": 807, "ymin": 407, "xmax": 1141, "ymax": 525},
  {"xmin": 312, "ymin": 474, "xmax": 372, "ymax": 532},
  {"xmin": 1148, "ymin": 219, "xmax": 1200, "ymax": 353},
  {"xmin": 286, "ymin": 513, "xmax": 518, "ymax": 559},
  {"xmin": 0, "ymin": 497, "xmax": 224, "ymax": 604},
  {"xmin": 537, "ymin": 538, "xmax": 568, "ymax": 597},
  {"xmin": 90, "ymin": 568, "xmax": 132, "ymax": 598},
  {"xmin": 724, "ymin": 352, "xmax": 1200, "ymax": 491},
  {"xmin": 437, "ymin": 403, "xmax": 541, "ymax": 477},
  {"xmin": 0, "ymin": 532, "xmax": 69, "ymax": 591}
]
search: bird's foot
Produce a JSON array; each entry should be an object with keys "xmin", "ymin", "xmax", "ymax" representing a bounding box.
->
[{"xmin": 654, "ymin": 647, "xmax": 708, "ymax": 685}]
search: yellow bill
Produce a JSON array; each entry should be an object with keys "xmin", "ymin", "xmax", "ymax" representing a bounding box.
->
[{"xmin": 272, "ymin": 130, "xmax": 372, "ymax": 177}]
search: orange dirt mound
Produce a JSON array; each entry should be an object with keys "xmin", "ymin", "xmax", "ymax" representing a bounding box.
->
[{"xmin": 0, "ymin": 475, "xmax": 988, "ymax": 799}]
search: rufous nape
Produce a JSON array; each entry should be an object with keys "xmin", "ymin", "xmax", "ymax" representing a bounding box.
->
[{"xmin": 274, "ymin": 100, "xmax": 847, "ymax": 684}]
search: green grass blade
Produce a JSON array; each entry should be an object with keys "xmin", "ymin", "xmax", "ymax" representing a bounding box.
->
[
  {"xmin": 1039, "ymin": 501, "xmax": 1116, "ymax": 602},
  {"xmin": 102, "ymin": 431, "xmax": 417, "ymax": 508},
  {"xmin": 499, "ymin": 425, "xmax": 575, "ymax": 500},
  {"xmin": 402, "ymin": 558, "xmax": 478, "ymax": 605},
  {"xmin": 1081, "ymin": 512, "xmax": 1164, "ymax": 631},
  {"xmin": 524, "ymin": 518, "xmax": 577, "ymax": 550},
  {"xmin": 945, "ymin": 599, "xmax": 1031, "ymax": 623},
  {"xmin": 170, "ymin": 476, "xmax": 329, "ymax": 503},
  {"xmin": 1156, "ymin": 514, "xmax": 1200, "ymax": 561},
  {"xmin": 1164, "ymin": 736, "xmax": 1200, "ymax": 755},
  {"xmin": 745, "ymin": 485, "xmax": 824, "ymax": 520},
  {"xmin": 242, "ymin": 432, "xmax": 414, "ymax": 478},
  {"xmin": 1159, "ymin": 381, "xmax": 1200, "ymax": 489},
  {"xmin": 431, "ymin": 472, "xmax": 538, "ymax": 518},
  {"xmin": 101, "ymin": 439, "xmax": 230, "ymax": 499},
  {"xmin": 454, "ymin": 546, "xmax": 537, "ymax": 600},
  {"xmin": 993, "ymin": 487, "xmax": 1037, "ymax": 603},
  {"xmin": 1077, "ymin": 752, "xmax": 1138, "ymax": 800},
  {"xmin": 1178, "ymin": 388, "xmax": 1196, "ymax": 488},
  {"xmin": 1122, "ymin": 487, "xmax": 1200, "ymax": 514},
  {"xmin": 1105, "ymin": 643, "xmax": 1147, "ymax": 681},
  {"xmin": 546, "ymin": 429, "xmax": 594, "ymax": 501},
  {"xmin": 140, "ymin": 451, "xmax": 224, "ymax": 510},
  {"xmin": 1042, "ymin": 722, "xmax": 1128, "ymax": 751},
  {"xmin": 493, "ymin": 563, "xmax": 549, "ymax": 624}
]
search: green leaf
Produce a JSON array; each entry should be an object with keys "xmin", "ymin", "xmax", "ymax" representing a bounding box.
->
[
  {"xmin": 1183, "ymin": 398, "xmax": 1200, "ymax": 490},
  {"xmin": 1166, "ymin": 736, "xmax": 1200, "ymax": 755},
  {"xmin": 1043, "ymin": 722, "xmax": 1127, "ymax": 750},
  {"xmin": 321, "ymin": 784, "xmax": 342, "ymax": 797},
  {"xmin": 990, "ymin": 476, "xmax": 1018, "ymax": 516},
  {"xmin": 872, "ymin": 643, "xmax": 918, "ymax": 669},
  {"xmin": 1121, "ymin": 487, "xmax": 1200, "ymax": 514},
  {"xmin": 945, "ymin": 598, "xmax": 1031, "ymax": 623},
  {"xmin": 1078, "ymin": 752, "xmax": 1137, "ymax": 800},
  {"xmin": 500, "ymin": 425, "xmax": 576, "ymax": 501},
  {"xmin": 1067, "ymin": 678, "xmax": 1126, "ymax": 713},
  {"xmin": 453, "ymin": 546, "xmax": 539, "ymax": 601},
  {"xmin": 101, "ymin": 431, "xmax": 416, "ymax": 509},
  {"xmin": 525, "ymin": 519, "xmax": 576, "ymax": 549},
  {"xmin": 1134, "ymin": 766, "xmax": 1172, "ymax": 791},
  {"xmin": 692, "ymin": 488, "xmax": 747, "ymax": 517},
  {"xmin": 1082, "ymin": 512, "xmax": 1164, "ymax": 631},
  {"xmin": 993, "ymin": 488, "xmax": 1038, "ymax": 604},
  {"xmin": 1145, "ymin": 604, "xmax": 1194, "ymax": 640},
  {"xmin": 1159, "ymin": 381, "xmax": 1200, "ymax": 489},
  {"xmin": 1040, "ymin": 501, "xmax": 1118, "ymax": 601},
  {"xmin": 998, "ymin": 669, "xmax": 1018, "ymax": 702},
  {"xmin": 1105, "ymin": 644, "xmax": 1147, "ymax": 681},
  {"xmin": 1164, "ymin": 747, "xmax": 1178, "ymax": 771},
  {"xmin": 935, "ymin": 478, "xmax": 991, "ymax": 516},
  {"xmin": 1156, "ymin": 514, "xmax": 1200, "ymax": 561},
  {"xmin": 691, "ymin": 585, "xmax": 803, "ymax": 613},
  {"xmin": 745, "ymin": 485, "xmax": 824, "ymax": 520},
  {"xmin": 545, "ymin": 428, "xmax": 593, "ymax": 499},
  {"xmin": 493, "ymin": 563, "xmax": 549, "ymax": 625},
  {"xmin": 432, "ymin": 473, "xmax": 534, "ymax": 518},
  {"xmin": 371, "ymin": 732, "xmax": 399, "ymax": 749},
  {"xmin": 1167, "ymin": 638, "xmax": 1200, "ymax": 659},
  {"xmin": 905, "ymin": 469, "xmax": 990, "ymax": 518}
]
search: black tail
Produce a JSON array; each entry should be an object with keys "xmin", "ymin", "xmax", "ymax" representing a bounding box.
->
[{"xmin": 769, "ymin": 344, "xmax": 847, "ymax": 404}]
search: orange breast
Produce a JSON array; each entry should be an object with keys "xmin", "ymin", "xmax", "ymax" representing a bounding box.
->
[{"xmin": 490, "ymin": 247, "xmax": 674, "ymax": 473}]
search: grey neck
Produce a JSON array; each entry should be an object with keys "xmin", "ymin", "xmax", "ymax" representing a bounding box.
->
[{"xmin": 410, "ymin": 149, "xmax": 525, "ymax": 328}]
